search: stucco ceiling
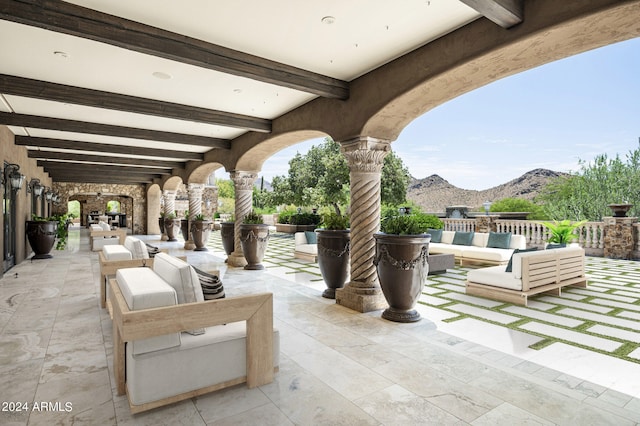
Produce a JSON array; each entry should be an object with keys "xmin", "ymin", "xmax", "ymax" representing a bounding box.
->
[{"xmin": 0, "ymin": 0, "xmax": 529, "ymax": 184}]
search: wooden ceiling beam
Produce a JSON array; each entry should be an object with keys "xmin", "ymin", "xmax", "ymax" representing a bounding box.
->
[
  {"xmin": 37, "ymin": 160, "xmax": 173, "ymax": 175},
  {"xmin": 0, "ymin": 112, "xmax": 230, "ymax": 148},
  {"xmin": 17, "ymin": 136, "xmax": 204, "ymax": 161},
  {"xmin": 0, "ymin": 74, "xmax": 271, "ymax": 133},
  {"xmin": 51, "ymin": 175, "xmax": 155, "ymax": 184},
  {"xmin": 460, "ymin": 0, "xmax": 524, "ymax": 28},
  {"xmin": 0, "ymin": 0, "xmax": 349, "ymax": 99},
  {"xmin": 28, "ymin": 150, "xmax": 183, "ymax": 168}
]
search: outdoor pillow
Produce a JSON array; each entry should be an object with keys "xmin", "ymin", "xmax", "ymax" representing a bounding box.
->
[
  {"xmin": 427, "ymin": 229, "xmax": 442, "ymax": 243},
  {"xmin": 505, "ymin": 247, "xmax": 538, "ymax": 273},
  {"xmin": 487, "ymin": 232, "xmax": 512, "ymax": 249},
  {"xmin": 304, "ymin": 230, "xmax": 317, "ymax": 244},
  {"xmin": 546, "ymin": 243, "xmax": 566, "ymax": 249},
  {"xmin": 452, "ymin": 231, "xmax": 474, "ymax": 246}
]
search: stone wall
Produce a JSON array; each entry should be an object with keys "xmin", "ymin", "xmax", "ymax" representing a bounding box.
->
[{"xmin": 53, "ymin": 182, "xmax": 147, "ymax": 234}]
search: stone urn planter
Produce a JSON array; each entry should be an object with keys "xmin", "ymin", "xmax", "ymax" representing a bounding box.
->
[
  {"xmin": 26, "ymin": 220, "xmax": 58, "ymax": 259},
  {"xmin": 220, "ymin": 222, "xmax": 235, "ymax": 256},
  {"xmin": 373, "ymin": 233, "xmax": 430, "ymax": 323},
  {"xmin": 191, "ymin": 220, "xmax": 212, "ymax": 251},
  {"xmin": 317, "ymin": 229, "xmax": 350, "ymax": 299},
  {"xmin": 180, "ymin": 219, "xmax": 190, "ymax": 241},
  {"xmin": 608, "ymin": 203, "xmax": 633, "ymax": 217},
  {"xmin": 239, "ymin": 213, "xmax": 270, "ymax": 270},
  {"xmin": 158, "ymin": 217, "xmax": 165, "ymax": 234},
  {"xmin": 164, "ymin": 217, "xmax": 180, "ymax": 242}
]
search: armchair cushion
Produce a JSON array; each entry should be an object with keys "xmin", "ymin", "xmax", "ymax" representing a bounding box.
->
[
  {"xmin": 124, "ymin": 236, "xmax": 149, "ymax": 260},
  {"xmin": 153, "ymin": 253, "xmax": 205, "ymax": 335},
  {"xmin": 100, "ymin": 222, "xmax": 111, "ymax": 231},
  {"xmin": 116, "ymin": 268, "xmax": 181, "ymax": 355},
  {"xmin": 102, "ymin": 245, "xmax": 133, "ymax": 261},
  {"xmin": 304, "ymin": 230, "xmax": 317, "ymax": 244}
]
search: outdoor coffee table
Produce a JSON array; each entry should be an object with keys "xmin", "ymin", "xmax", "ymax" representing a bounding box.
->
[{"xmin": 427, "ymin": 253, "xmax": 455, "ymax": 275}]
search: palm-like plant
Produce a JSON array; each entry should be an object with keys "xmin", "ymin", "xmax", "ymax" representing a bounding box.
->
[{"xmin": 540, "ymin": 219, "xmax": 587, "ymax": 244}]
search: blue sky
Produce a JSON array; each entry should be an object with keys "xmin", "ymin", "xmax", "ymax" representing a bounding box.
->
[{"xmin": 240, "ymin": 37, "xmax": 640, "ymax": 191}]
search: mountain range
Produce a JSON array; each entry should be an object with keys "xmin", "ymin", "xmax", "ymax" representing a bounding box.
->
[{"xmin": 407, "ymin": 168, "xmax": 567, "ymax": 212}]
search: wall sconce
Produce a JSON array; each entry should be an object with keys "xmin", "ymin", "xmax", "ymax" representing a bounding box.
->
[
  {"xmin": 45, "ymin": 188, "xmax": 53, "ymax": 202},
  {"xmin": 483, "ymin": 201, "xmax": 492, "ymax": 216},
  {"xmin": 27, "ymin": 178, "xmax": 44, "ymax": 197},
  {"xmin": 2, "ymin": 163, "xmax": 26, "ymax": 191}
]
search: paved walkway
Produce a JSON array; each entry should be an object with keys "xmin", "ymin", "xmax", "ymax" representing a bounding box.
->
[{"xmin": 1, "ymin": 228, "xmax": 640, "ymax": 424}]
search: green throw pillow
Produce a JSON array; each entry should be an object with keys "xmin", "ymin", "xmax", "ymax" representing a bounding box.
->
[
  {"xmin": 487, "ymin": 232, "xmax": 512, "ymax": 249},
  {"xmin": 452, "ymin": 231, "xmax": 474, "ymax": 246},
  {"xmin": 505, "ymin": 247, "xmax": 538, "ymax": 273},
  {"xmin": 304, "ymin": 231, "xmax": 317, "ymax": 244},
  {"xmin": 427, "ymin": 229, "xmax": 442, "ymax": 243}
]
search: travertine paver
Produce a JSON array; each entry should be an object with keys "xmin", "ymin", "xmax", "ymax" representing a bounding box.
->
[
  {"xmin": 588, "ymin": 324, "xmax": 640, "ymax": 343},
  {"xmin": 520, "ymin": 322, "xmax": 622, "ymax": 352},
  {"xmin": 501, "ymin": 305, "xmax": 584, "ymax": 328}
]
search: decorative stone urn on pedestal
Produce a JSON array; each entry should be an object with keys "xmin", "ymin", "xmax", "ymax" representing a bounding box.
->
[
  {"xmin": 220, "ymin": 222, "xmax": 235, "ymax": 257},
  {"xmin": 608, "ymin": 203, "xmax": 633, "ymax": 217},
  {"xmin": 191, "ymin": 219, "xmax": 212, "ymax": 251},
  {"xmin": 164, "ymin": 216, "xmax": 180, "ymax": 242}
]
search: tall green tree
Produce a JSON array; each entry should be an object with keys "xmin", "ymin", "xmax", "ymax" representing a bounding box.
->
[
  {"xmin": 536, "ymin": 144, "xmax": 640, "ymax": 220},
  {"xmin": 266, "ymin": 137, "xmax": 410, "ymax": 215}
]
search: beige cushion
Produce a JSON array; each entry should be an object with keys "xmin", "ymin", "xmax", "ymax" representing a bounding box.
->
[
  {"xmin": 467, "ymin": 265, "xmax": 523, "ymax": 291},
  {"xmin": 126, "ymin": 322, "xmax": 280, "ymax": 406},
  {"xmin": 102, "ymin": 244, "xmax": 132, "ymax": 261},
  {"xmin": 116, "ymin": 268, "xmax": 181, "ymax": 355},
  {"xmin": 440, "ymin": 231, "xmax": 455, "ymax": 244},
  {"xmin": 124, "ymin": 236, "xmax": 149, "ymax": 260},
  {"xmin": 92, "ymin": 237, "xmax": 120, "ymax": 251},
  {"xmin": 153, "ymin": 253, "xmax": 205, "ymax": 335}
]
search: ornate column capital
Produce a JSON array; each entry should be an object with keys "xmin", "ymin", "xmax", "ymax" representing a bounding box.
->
[
  {"xmin": 230, "ymin": 171, "xmax": 258, "ymax": 191},
  {"xmin": 340, "ymin": 137, "xmax": 391, "ymax": 173},
  {"xmin": 187, "ymin": 183, "xmax": 205, "ymax": 193}
]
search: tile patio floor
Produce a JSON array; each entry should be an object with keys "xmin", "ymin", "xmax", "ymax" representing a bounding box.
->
[{"xmin": 1, "ymin": 227, "xmax": 640, "ymax": 425}]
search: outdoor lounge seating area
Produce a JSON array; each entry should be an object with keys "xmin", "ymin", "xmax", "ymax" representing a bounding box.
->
[
  {"xmin": 428, "ymin": 230, "xmax": 527, "ymax": 266},
  {"xmin": 2, "ymin": 228, "xmax": 640, "ymax": 425}
]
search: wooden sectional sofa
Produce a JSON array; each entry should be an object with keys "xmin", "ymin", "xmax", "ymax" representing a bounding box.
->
[{"xmin": 466, "ymin": 246, "xmax": 587, "ymax": 306}]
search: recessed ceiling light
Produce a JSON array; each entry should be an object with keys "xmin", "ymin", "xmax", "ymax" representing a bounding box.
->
[
  {"xmin": 53, "ymin": 51, "xmax": 69, "ymax": 58},
  {"xmin": 233, "ymin": 88, "xmax": 242, "ymax": 94},
  {"xmin": 152, "ymin": 71, "xmax": 172, "ymax": 80},
  {"xmin": 321, "ymin": 16, "xmax": 336, "ymax": 25}
]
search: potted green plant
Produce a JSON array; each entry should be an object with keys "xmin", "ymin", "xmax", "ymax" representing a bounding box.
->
[
  {"xmin": 540, "ymin": 219, "xmax": 587, "ymax": 246},
  {"xmin": 26, "ymin": 215, "xmax": 58, "ymax": 259},
  {"xmin": 316, "ymin": 212, "xmax": 350, "ymax": 299},
  {"xmin": 374, "ymin": 212, "xmax": 433, "ymax": 322},
  {"xmin": 191, "ymin": 213, "xmax": 213, "ymax": 251},
  {"xmin": 163, "ymin": 212, "xmax": 180, "ymax": 242},
  {"xmin": 239, "ymin": 210, "xmax": 270, "ymax": 270}
]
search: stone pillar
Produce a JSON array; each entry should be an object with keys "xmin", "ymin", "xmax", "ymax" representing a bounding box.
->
[
  {"xmin": 335, "ymin": 137, "xmax": 391, "ymax": 313},
  {"xmin": 475, "ymin": 215, "xmax": 498, "ymax": 233},
  {"xmin": 161, "ymin": 190, "xmax": 176, "ymax": 241},
  {"xmin": 603, "ymin": 216, "xmax": 638, "ymax": 259},
  {"xmin": 184, "ymin": 183, "xmax": 204, "ymax": 250},
  {"xmin": 228, "ymin": 171, "xmax": 257, "ymax": 267}
]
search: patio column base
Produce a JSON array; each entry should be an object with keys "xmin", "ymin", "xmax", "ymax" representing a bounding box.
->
[
  {"xmin": 227, "ymin": 251, "xmax": 248, "ymax": 267},
  {"xmin": 184, "ymin": 239, "xmax": 196, "ymax": 250},
  {"xmin": 336, "ymin": 284, "xmax": 387, "ymax": 313}
]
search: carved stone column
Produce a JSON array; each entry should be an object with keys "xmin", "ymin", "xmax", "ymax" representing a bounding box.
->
[
  {"xmin": 335, "ymin": 137, "xmax": 391, "ymax": 313},
  {"xmin": 475, "ymin": 215, "xmax": 498, "ymax": 233},
  {"xmin": 161, "ymin": 190, "xmax": 176, "ymax": 241},
  {"xmin": 184, "ymin": 183, "xmax": 204, "ymax": 250},
  {"xmin": 228, "ymin": 171, "xmax": 257, "ymax": 267}
]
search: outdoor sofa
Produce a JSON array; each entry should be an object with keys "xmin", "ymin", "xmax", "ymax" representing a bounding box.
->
[
  {"xmin": 428, "ymin": 230, "xmax": 526, "ymax": 266},
  {"xmin": 294, "ymin": 231, "xmax": 318, "ymax": 261},
  {"xmin": 90, "ymin": 222, "xmax": 126, "ymax": 251},
  {"xmin": 466, "ymin": 246, "xmax": 587, "ymax": 306}
]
